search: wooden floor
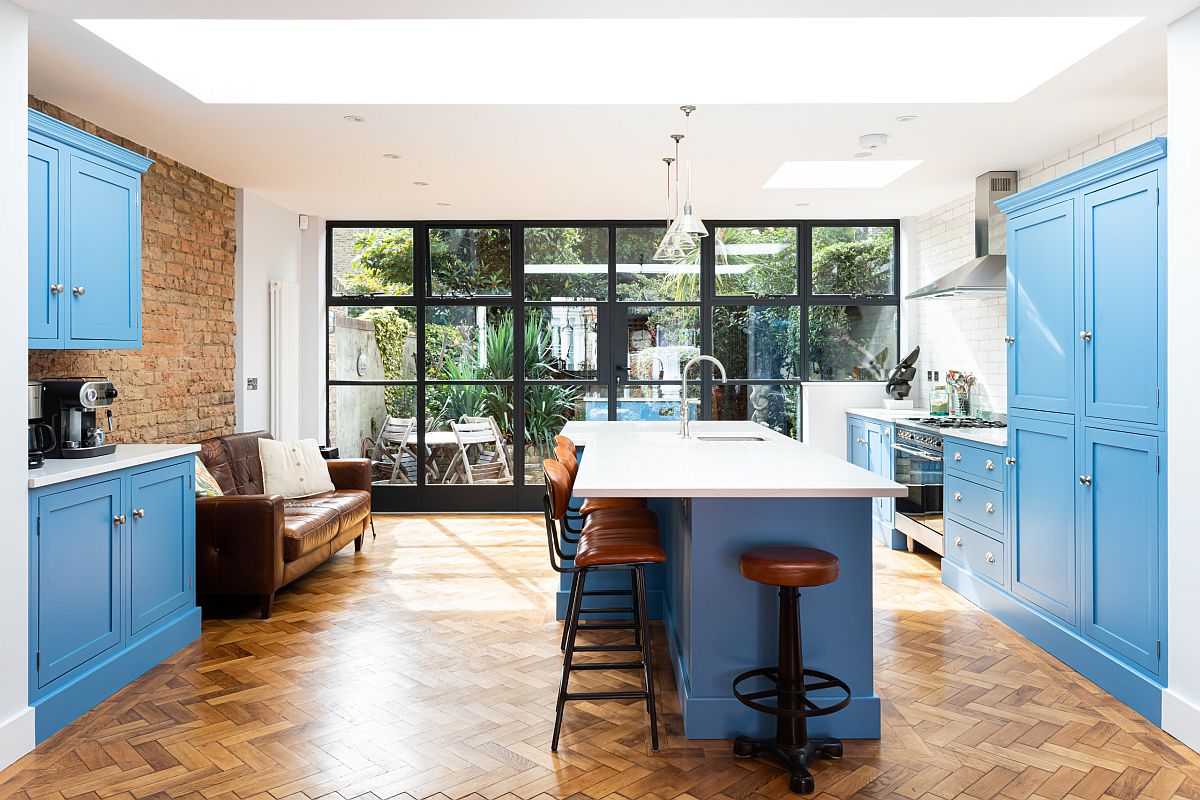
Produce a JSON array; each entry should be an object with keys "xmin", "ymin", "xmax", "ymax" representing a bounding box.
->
[{"xmin": 3, "ymin": 514, "xmax": 1199, "ymax": 800}]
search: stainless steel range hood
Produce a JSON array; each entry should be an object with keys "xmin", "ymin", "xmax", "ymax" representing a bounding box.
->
[{"xmin": 907, "ymin": 171, "xmax": 1017, "ymax": 300}]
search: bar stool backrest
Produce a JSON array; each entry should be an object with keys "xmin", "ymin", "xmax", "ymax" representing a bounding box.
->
[{"xmin": 554, "ymin": 435, "xmax": 579, "ymax": 486}]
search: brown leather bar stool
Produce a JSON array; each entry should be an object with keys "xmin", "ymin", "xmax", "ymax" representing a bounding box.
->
[
  {"xmin": 731, "ymin": 546, "xmax": 851, "ymax": 795},
  {"xmin": 542, "ymin": 459, "xmax": 663, "ymax": 751}
]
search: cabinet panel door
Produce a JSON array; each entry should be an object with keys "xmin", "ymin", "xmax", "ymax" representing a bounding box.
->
[
  {"xmin": 28, "ymin": 139, "xmax": 60, "ymax": 343},
  {"xmin": 1081, "ymin": 427, "xmax": 1160, "ymax": 672},
  {"xmin": 848, "ymin": 419, "xmax": 868, "ymax": 468},
  {"xmin": 866, "ymin": 423, "xmax": 890, "ymax": 523},
  {"xmin": 1083, "ymin": 171, "xmax": 1161, "ymax": 425},
  {"xmin": 130, "ymin": 463, "xmax": 194, "ymax": 635},
  {"xmin": 35, "ymin": 478, "xmax": 123, "ymax": 687},
  {"xmin": 1008, "ymin": 415, "xmax": 1076, "ymax": 625},
  {"xmin": 1007, "ymin": 200, "xmax": 1077, "ymax": 414},
  {"xmin": 67, "ymin": 154, "xmax": 139, "ymax": 342}
]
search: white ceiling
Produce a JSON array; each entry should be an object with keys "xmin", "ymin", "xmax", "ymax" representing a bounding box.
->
[{"xmin": 18, "ymin": 0, "xmax": 1197, "ymax": 221}]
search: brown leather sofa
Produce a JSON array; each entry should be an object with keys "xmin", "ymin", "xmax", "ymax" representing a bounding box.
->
[{"xmin": 196, "ymin": 431, "xmax": 372, "ymax": 618}]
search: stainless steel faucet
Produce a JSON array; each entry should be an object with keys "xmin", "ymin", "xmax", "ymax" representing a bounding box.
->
[{"xmin": 679, "ymin": 355, "xmax": 727, "ymax": 438}]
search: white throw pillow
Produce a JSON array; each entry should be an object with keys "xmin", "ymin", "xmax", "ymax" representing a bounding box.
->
[{"xmin": 259, "ymin": 438, "xmax": 336, "ymax": 499}]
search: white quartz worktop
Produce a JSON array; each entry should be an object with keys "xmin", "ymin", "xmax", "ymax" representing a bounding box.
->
[
  {"xmin": 28, "ymin": 443, "xmax": 200, "ymax": 489},
  {"xmin": 563, "ymin": 420, "xmax": 906, "ymax": 499},
  {"xmin": 845, "ymin": 408, "xmax": 1008, "ymax": 448}
]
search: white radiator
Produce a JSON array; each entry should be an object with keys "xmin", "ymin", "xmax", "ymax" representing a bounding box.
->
[{"xmin": 269, "ymin": 280, "xmax": 301, "ymax": 440}]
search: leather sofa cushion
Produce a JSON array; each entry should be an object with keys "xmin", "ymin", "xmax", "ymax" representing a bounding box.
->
[
  {"xmin": 281, "ymin": 489, "xmax": 372, "ymax": 562},
  {"xmin": 200, "ymin": 430, "xmax": 273, "ymax": 496}
]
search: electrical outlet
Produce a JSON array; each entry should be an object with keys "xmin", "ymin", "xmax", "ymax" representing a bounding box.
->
[{"xmin": 247, "ymin": 378, "xmax": 258, "ymax": 390}]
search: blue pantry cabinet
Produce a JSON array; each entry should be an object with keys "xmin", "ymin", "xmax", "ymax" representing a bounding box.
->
[
  {"xmin": 947, "ymin": 137, "xmax": 1169, "ymax": 724},
  {"xmin": 28, "ymin": 109, "xmax": 152, "ymax": 350},
  {"xmin": 29, "ymin": 455, "xmax": 200, "ymax": 742},
  {"xmin": 846, "ymin": 414, "xmax": 896, "ymax": 547}
]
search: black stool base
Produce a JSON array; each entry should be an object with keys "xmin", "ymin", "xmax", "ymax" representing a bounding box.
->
[{"xmin": 733, "ymin": 734, "xmax": 843, "ymax": 795}]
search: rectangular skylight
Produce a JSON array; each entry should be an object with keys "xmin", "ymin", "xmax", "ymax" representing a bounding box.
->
[
  {"xmin": 763, "ymin": 160, "xmax": 924, "ymax": 189},
  {"xmin": 75, "ymin": 17, "xmax": 1141, "ymax": 105}
]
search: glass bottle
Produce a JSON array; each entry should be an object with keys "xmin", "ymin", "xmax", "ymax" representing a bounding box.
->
[{"xmin": 929, "ymin": 385, "xmax": 950, "ymax": 417}]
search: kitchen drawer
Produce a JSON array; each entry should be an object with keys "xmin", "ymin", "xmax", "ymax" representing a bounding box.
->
[
  {"xmin": 945, "ymin": 519, "xmax": 1006, "ymax": 588},
  {"xmin": 946, "ymin": 473, "xmax": 1005, "ymax": 537},
  {"xmin": 945, "ymin": 439, "xmax": 1004, "ymax": 487}
]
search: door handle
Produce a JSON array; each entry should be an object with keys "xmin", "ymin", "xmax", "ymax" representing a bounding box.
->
[
  {"xmin": 1005, "ymin": 457, "xmax": 1015, "ymax": 466},
  {"xmin": 1079, "ymin": 330, "xmax": 1093, "ymax": 341},
  {"xmin": 132, "ymin": 508, "xmax": 145, "ymax": 519},
  {"xmin": 113, "ymin": 514, "xmax": 126, "ymax": 526},
  {"xmin": 50, "ymin": 283, "xmax": 64, "ymax": 295},
  {"xmin": 1004, "ymin": 335, "xmax": 1015, "ymax": 344},
  {"xmin": 1079, "ymin": 475, "xmax": 1092, "ymax": 486},
  {"xmin": 72, "ymin": 286, "xmax": 85, "ymax": 297}
]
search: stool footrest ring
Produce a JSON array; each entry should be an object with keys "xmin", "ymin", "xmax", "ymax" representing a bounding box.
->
[{"xmin": 732, "ymin": 666, "xmax": 851, "ymax": 718}]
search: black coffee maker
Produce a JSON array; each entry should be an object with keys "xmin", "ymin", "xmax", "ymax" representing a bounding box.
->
[
  {"xmin": 39, "ymin": 379, "xmax": 119, "ymax": 459},
  {"xmin": 28, "ymin": 381, "xmax": 55, "ymax": 468}
]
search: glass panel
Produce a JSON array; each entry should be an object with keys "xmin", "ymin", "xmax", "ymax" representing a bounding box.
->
[
  {"xmin": 624, "ymin": 305, "xmax": 700, "ymax": 381},
  {"xmin": 523, "ymin": 227, "xmax": 609, "ymax": 301},
  {"xmin": 328, "ymin": 306, "xmax": 417, "ymax": 381},
  {"xmin": 808, "ymin": 305, "xmax": 899, "ymax": 381},
  {"xmin": 811, "ymin": 225, "xmax": 896, "ymax": 295},
  {"xmin": 329, "ymin": 385, "xmax": 418, "ymax": 484},
  {"xmin": 331, "ymin": 227, "xmax": 415, "ymax": 296},
  {"xmin": 615, "ymin": 227, "xmax": 700, "ymax": 301},
  {"xmin": 714, "ymin": 226, "xmax": 797, "ymax": 296},
  {"xmin": 523, "ymin": 385, "xmax": 607, "ymax": 484},
  {"xmin": 424, "ymin": 384, "xmax": 514, "ymax": 485},
  {"xmin": 526, "ymin": 306, "xmax": 599, "ymax": 380},
  {"xmin": 424, "ymin": 306, "xmax": 514, "ymax": 380},
  {"xmin": 712, "ymin": 384, "xmax": 800, "ymax": 438},
  {"xmin": 615, "ymin": 384, "xmax": 699, "ymax": 422},
  {"xmin": 429, "ymin": 227, "xmax": 512, "ymax": 297},
  {"xmin": 712, "ymin": 305, "xmax": 802, "ymax": 380}
]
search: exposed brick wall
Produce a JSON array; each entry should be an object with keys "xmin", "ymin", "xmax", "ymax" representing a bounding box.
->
[
  {"xmin": 910, "ymin": 106, "xmax": 1169, "ymax": 414},
  {"xmin": 27, "ymin": 97, "xmax": 237, "ymax": 443}
]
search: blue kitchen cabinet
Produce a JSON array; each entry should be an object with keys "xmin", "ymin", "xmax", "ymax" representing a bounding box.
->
[
  {"xmin": 1008, "ymin": 414, "xmax": 1076, "ymax": 625},
  {"xmin": 846, "ymin": 415, "xmax": 896, "ymax": 546},
  {"xmin": 1082, "ymin": 170, "xmax": 1163, "ymax": 427},
  {"xmin": 28, "ymin": 109, "xmax": 152, "ymax": 350},
  {"xmin": 33, "ymin": 477, "xmax": 123, "ymax": 687},
  {"xmin": 1080, "ymin": 427, "xmax": 1162, "ymax": 673},
  {"xmin": 1006, "ymin": 198, "xmax": 1077, "ymax": 415},
  {"xmin": 847, "ymin": 417, "xmax": 868, "ymax": 469},
  {"xmin": 28, "ymin": 139, "xmax": 60, "ymax": 343},
  {"xmin": 29, "ymin": 454, "xmax": 200, "ymax": 743}
]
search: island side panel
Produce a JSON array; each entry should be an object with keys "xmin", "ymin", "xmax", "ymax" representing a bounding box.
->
[{"xmin": 664, "ymin": 496, "xmax": 879, "ymax": 740}]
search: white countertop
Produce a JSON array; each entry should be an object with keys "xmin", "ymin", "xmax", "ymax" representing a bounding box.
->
[
  {"xmin": 844, "ymin": 408, "xmax": 1008, "ymax": 448},
  {"xmin": 29, "ymin": 443, "xmax": 200, "ymax": 489},
  {"xmin": 564, "ymin": 420, "xmax": 907, "ymax": 499}
]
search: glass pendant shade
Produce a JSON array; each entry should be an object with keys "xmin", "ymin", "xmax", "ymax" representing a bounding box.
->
[
  {"xmin": 654, "ymin": 225, "xmax": 695, "ymax": 260},
  {"xmin": 675, "ymin": 201, "xmax": 708, "ymax": 238}
]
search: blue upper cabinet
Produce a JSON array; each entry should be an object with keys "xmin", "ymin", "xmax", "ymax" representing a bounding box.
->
[
  {"xmin": 28, "ymin": 110, "xmax": 152, "ymax": 350},
  {"xmin": 1006, "ymin": 199, "xmax": 1077, "ymax": 414},
  {"xmin": 1083, "ymin": 170, "xmax": 1163, "ymax": 426}
]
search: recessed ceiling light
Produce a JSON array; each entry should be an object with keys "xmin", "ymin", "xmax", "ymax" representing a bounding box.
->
[
  {"xmin": 412, "ymin": 180, "xmax": 429, "ymax": 187},
  {"xmin": 763, "ymin": 160, "xmax": 923, "ymax": 189},
  {"xmin": 436, "ymin": 202, "xmax": 451, "ymax": 206},
  {"xmin": 895, "ymin": 115, "xmax": 919, "ymax": 123},
  {"xmin": 75, "ymin": 18, "xmax": 1142, "ymax": 104},
  {"xmin": 794, "ymin": 202, "xmax": 811, "ymax": 207},
  {"xmin": 342, "ymin": 114, "xmax": 366, "ymax": 123},
  {"xmin": 853, "ymin": 152, "xmax": 873, "ymax": 158},
  {"xmin": 382, "ymin": 153, "xmax": 402, "ymax": 159}
]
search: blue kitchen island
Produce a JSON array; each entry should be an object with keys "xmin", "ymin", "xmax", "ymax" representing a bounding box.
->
[{"xmin": 560, "ymin": 421, "xmax": 905, "ymax": 741}]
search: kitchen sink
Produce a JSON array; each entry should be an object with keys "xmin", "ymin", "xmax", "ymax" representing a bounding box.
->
[{"xmin": 694, "ymin": 435, "xmax": 768, "ymax": 442}]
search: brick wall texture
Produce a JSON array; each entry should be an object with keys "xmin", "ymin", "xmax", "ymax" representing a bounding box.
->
[
  {"xmin": 27, "ymin": 97, "xmax": 237, "ymax": 444},
  {"xmin": 910, "ymin": 105, "xmax": 1168, "ymax": 414}
]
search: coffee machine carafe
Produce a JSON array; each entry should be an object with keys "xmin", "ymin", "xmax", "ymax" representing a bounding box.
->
[{"xmin": 40, "ymin": 379, "xmax": 118, "ymax": 459}]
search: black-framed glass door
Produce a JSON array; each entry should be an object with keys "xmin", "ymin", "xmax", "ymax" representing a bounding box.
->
[{"xmin": 327, "ymin": 219, "xmax": 900, "ymax": 513}]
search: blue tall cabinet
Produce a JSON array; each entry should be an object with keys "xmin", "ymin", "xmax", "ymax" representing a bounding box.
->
[
  {"xmin": 956, "ymin": 138, "xmax": 1168, "ymax": 723},
  {"xmin": 28, "ymin": 109, "xmax": 151, "ymax": 350}
]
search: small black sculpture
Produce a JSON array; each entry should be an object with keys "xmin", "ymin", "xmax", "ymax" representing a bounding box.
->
[{"xmin": 885, "ymin": 346, "xmax": 921, "ymax": 400}]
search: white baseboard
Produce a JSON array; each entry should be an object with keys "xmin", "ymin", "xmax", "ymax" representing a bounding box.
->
[
  {"xmin": 0, "ymin": 705, "xmax": 34, "ymax": 770},
  {"xmin": 1164, "ymin": 689, "xmax": 1200, "ymax": 754}
]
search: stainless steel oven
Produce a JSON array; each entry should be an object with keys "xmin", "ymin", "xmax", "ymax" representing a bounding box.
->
[{"xmin": 893, "ymin": 425, "xmax": 945, "ymax": 555}]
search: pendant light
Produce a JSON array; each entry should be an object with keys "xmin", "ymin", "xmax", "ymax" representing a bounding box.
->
[
  {"xmin": 673, "ymin": 105, "xmax": 708, "ymax": 239},
  {"xmin": 654, "ymin": 156, "xmax": 689, "ymax": 260}
]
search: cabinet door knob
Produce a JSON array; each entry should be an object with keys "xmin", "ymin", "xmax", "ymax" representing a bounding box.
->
[
  {"xmin": 953, "ymin": 452, "xmax": 962, "ymax": 461},
  {"xmin": 954, "ymin": 491, "xmax": 963, "ymax": 502},
  {"xmin": 985, "ymin": 459, "xmax": 995, "ymax": 470},
  {"xmin": 986, "ymin": 552, "xmax": 996, "ymax": 564},
  {"xmin": 954, "ymin": 536, "xmax": 963, "ymax": 548},
  {"xmin": 49, "ymin": 283, "xmax": 64, "ymax": 295},
  {"xmin": 1004, "ymin": 335, "xmax": 1015, "ymax": 344},
  {"xmin": 72, "ymin": 286, "xmax": 85, "ymax": 297},
  {"xmin": 1079, "ymin": 475, "xmax": 1092, "ymax": 486},
  {"xmin": 1079, "ymin": 330, "xmax": 1093, "ymax": 341},
  {"xmin": 1005, "ymin": 456, "xmax": 1016, "ymax": 466},
  {"xmin": 132, "ymin": 508, "xmax": 145, "ymax": 519},
  {"xmin": 985, "ymin": 502, "xmax": 995, "ymax": 514},
  {"xmin": 113, "ymin": 514, "xmax": 126, "ymax": 525}
]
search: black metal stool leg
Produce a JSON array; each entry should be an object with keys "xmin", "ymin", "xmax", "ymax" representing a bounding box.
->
[
  {"xmin": 630, "ymin": 567, "xmax": 643, "ymax": 650},
  {"xmin": 634, "ymin": 564, "xmax": 659, "ymax": 751},
  {"xmin": 560, "ymin": 571, "xmax": 580, "ymax": 651},
  {"xmin": 552, "ymin": 568, "xmax": 587, "ymax": 751}
]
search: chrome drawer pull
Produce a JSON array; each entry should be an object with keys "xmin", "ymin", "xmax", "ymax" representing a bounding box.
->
[
  {"xmin": 954, "ymin": 491, "xmax": 963, "ymax": 502},
  {"xmin": 953, "ymin": 452, "xmax": 962, "ymax": 461},
  {"xmin": 985, "ymin": 459, "xmax": 995, "ymax": 471},
  {"xmin": 985, "ymin": 502, "xmax": 995, "ymax": 514},
  {"xmin": 954, "ymin": 537, "xmax": 963, "ymax": 548},
  {"xmin": 986, "ymin": 552, "xmax": 996, "ymax": 564}
]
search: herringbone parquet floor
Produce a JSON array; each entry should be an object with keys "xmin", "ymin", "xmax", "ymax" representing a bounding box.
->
[{"xmin": 2, "ymin": 514, "xmax": 1198, "ymax": 800}]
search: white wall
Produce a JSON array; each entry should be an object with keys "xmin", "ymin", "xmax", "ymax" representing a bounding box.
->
[
  {"xmin": 234, "ymin": 189, "xmax": 303, "ymax": 434},
  {"xmin": 802, "ymin": 383, "xmax": 889, "ymax": 458},
  {"xmin": 298, "ymin": 216, "xmax": 327, "ymax": 442},
  {"xmin": 1164, "ymin": 5, "xmax": 1200, "ymax": 754},
  {"xmin": 0, "ymin": 0, "xmax": 35, "ymax": 769},
  {"xmin": 908, "ymin": 106, "xmax": 1169, "ymax": 414}
]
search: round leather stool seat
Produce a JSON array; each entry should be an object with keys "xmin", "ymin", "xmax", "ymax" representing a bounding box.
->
[
  {"xmin": 739, "ymin": 546, "xmax": 839, "ymax": 588},
  {"xmin": 575, "ymin": 528, "xmax": 666, "ymax": 567}
]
